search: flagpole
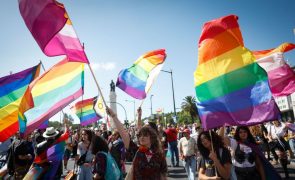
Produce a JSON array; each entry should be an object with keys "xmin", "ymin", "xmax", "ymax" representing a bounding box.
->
[
  {"xmin": 81, "ymin": 43, "xmax": 108, "ymax": 108},
  {"xmin": 40, "ymin": 60, "xmax": 46, "ymax": 72},
  {"xmin": 87, "ymin": 64, "xmax": 107, "ymax": 107}
]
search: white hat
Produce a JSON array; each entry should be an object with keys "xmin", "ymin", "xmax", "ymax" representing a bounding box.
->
[{"xmin": 43, "ymin": 127, "xmax": 59, "ymax": 138}]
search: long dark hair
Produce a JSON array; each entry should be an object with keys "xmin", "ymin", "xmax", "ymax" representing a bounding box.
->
[
  {"xmin": 91, "ymin": 135, "xmax": 109, "ymax": 154},
  {"xmin": 234, "ymin": 126, "xmax": 256, "ymax": 144},
  {"xmin": 81, "ymin": 129, "xmax": 93, "ymax": 142},
  {"xmin": 137, "ymin": 126, "xmax": 162, "ymax": 154},
  {"xmin": 197, "ymin": 131, "xmax": 224, "ymax": 158}
]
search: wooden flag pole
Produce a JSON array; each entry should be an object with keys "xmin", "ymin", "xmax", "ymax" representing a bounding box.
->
[
  {"xmin": 82, "ymin": 43, "xmax": 107, "ymax": 108},
  {"xmin": 87, "ymin": 63, "xmax": 107, "ymax": 108}
]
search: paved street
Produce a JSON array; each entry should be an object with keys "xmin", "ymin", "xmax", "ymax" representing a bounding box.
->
[{"xmin": 63, "ymin": 157, "xmax": 295, "ymax": 179}]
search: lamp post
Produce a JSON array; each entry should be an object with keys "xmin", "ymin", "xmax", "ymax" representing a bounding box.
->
[
  {"xmin": 109, "ymin": 101, "xmax": 128, "ymax": 126},
  {"xmin": 161, "ymin": 69, "xmax": 177, "ymax": 121},
  {"xmin": 150, "ymin": 94, "xmax": 154, "ymax": 116},
  {"xmin": 125, "ymin": 99, "xmax": 136, "ymax": 122}
]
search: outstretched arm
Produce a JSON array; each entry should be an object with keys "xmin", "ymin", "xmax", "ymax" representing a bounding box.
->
[
  {"xmin": 136, "ymin": 107, "xmax": 142, "ymax": 130},
  {"xmin": 106, "ymin": 106, "xmax": 130, "ymax": 149}
]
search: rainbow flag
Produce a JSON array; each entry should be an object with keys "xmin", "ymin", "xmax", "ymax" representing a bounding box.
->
[
  {"xmin": 24, "ymin": 129, "xmax": 69, "ymax": 180},
  {"xmin": 19, "ymin": 59, "xmax": 84, "ymax": 135},
  {"xmin": 44, "ymin": 141, "xmax": 66, "ymax": 179},
  {"xmin": 194, "ymin": 15, "xmax": 279, "ymax": 130},
  {"xmin": 0, "ymin": 64, "xmax": 40, "ymax": 142},
  {"xmin": 116, "ymin": 49, "xmax": 166, "ymax": 99},
  {"xmin": 253, "ymin": 43, "xmax": 295, "ymax": 97},
  {"xmin": 71, "ymin": 97, "xmax": 102, "ymax": 126},
  {"xmin": 19, "ymin": 0, "xmax": 88, "ymax": 63}
]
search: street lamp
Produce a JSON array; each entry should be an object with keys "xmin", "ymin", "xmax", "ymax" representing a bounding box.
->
[
  {"xmin": 150, "ymin": 94, "xmax": 154, "ymax": 116},
  {"xmin": 108, "ymin": 101, "xmax": 128, "ymax": 123},
  {"xmin": 125, "ymin": 99, "xmax": 136, "ymax": 122},
  {"xmin": 161, "ymin": 69, "xmax": 177, "ymax": 121}
]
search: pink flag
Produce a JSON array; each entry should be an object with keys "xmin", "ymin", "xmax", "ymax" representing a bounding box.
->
[
  {"xmin": 19, "ymin": 0, "xmax": 89, "ymax": 63},
  {"xmin": 253, "ymin": 43, "xmax": 295, "ymax": 97}
]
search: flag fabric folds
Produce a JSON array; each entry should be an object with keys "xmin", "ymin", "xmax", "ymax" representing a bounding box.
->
[
  {"xmin": 116, "ymin": 49, "xmax": 166, "ymax": 99},
  {"xmin": 94, "ymin": 95, "xmax": 106, "ymax": 118},
  {"xmin": 44, "ymin": 137, "xmax": 67, "ymax": 179},
  {"xmin": 194, "ymin": 15, "xmax": 279, "ymax": 130},
  {"xmin": 253, "ymin": 43, "xmax": 295, "ymax": 97},
  {"xmin": 38, "ymin": 120, "xmax": 49, "ymax": 129},
  {"xmin": 71, "ymin": 97, "xmax": 102, "ymax": 126},
  {"xmin": 0, "ymin": 64, "xmax": 40, "ymax": 142},
  {"xmin": 19, "ymin": 59, "xmax": 84, "ymax": 135},
  {"xmin": 24, "ymin": 129, "xmax": 69, "ymax": 179},
  {"xmin": 19, "ymin": 0, "xmax": 89, "ymax": 63}
]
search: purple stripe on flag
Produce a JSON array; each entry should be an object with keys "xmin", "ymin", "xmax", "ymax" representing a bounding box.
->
[
  {"xmin": 38, "ymin": 120, "xmax": 48, "ymax": 129},
  {"xmin": 200, "ymin": 100, "xmax": 279, "ymax": 130},
  {"xmin": 116, "ymin": 74, "xmax": 146, "ymax": 99},
  {"xmin": 81, "ymin": 117, "xmax": 99, "ymax": 126},
  {"xmin": 0, "ymin": 65, "xmax": 38, "ymax": 87}
]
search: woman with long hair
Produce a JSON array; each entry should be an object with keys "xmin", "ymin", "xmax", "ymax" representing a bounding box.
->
[
  {"xmin": 76, "ymin": 129, "xmax": 94, "ymax": 180},
  {"xmin": 197, "ymin": 131, "xmax": 231, "ymax": 180},
  {"xmin": 91, "ymin": 135, "xmax": 109, "ymax": 180},
  {"xmin": 220, "ymin": 126, "xmax": 280, "ymax": 180},
  {"xmin": 106, "ymin": 107, "xmax": 167, "ymax": 179}
]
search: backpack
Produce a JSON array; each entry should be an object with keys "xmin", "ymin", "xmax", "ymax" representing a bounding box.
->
[{"xmin": 99, "ymin": 152, "xmax": 121, "ymax": 180}]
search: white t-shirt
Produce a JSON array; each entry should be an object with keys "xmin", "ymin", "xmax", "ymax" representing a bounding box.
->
[
  {"xmin": 268, "ymin": 123, "xmax": 287, "ymax": 139},
  {"xmin": 230, "ymin": 138, "xmax": 255, "ymax": 168},
  {"xmin": 190, "ymin": 132, "xmax": 199, "ymax": 142}
]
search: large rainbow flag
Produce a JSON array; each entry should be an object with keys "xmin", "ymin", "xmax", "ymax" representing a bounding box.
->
[
  {"xmin": 194, "ymin": 15, "xmax": 279, "ymax": 130},
  {"xmin": 19, "ymin": 0, "xmax": 88, "ymax": 63},
  {"xmin": 71, "ymin": 97, "xmax": 102, "ymax": 126},
  {"xmin": 253, "ymin": 43, "xmax": 295, "ymax": 97},
  {"xmin": 19, "ymin": 59, "xmax": 84, "ymax": 135},
  {"xmin": 0, "ymin": 64, "xmax": 40, "ymax": 142},
  {"xmin": 116, "ymin": 49, "xmax": 166, "ymax": 99}
]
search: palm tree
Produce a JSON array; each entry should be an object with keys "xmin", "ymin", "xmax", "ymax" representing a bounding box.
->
[{"xmin": 181, "ymin": 96, "xmax": 199, "ymax": 123}]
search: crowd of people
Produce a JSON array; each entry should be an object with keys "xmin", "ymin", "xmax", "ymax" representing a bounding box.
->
[{"xmin": 0, "ymin": 106, "xmax": 294, "ymax": 180}]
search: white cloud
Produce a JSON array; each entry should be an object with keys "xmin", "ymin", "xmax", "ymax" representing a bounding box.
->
[{"xmin": 91, "ymin": 62, "xmax": 116, "ymax": 71}]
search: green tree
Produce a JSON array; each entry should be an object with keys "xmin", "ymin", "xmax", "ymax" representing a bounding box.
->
[
  {"xmin": 181, "ymin": 96, "xmax": 199, "ymax": 123},
  {"xmin": 177, "ymin": 110, "xmax": 192, "ymax": 125}
]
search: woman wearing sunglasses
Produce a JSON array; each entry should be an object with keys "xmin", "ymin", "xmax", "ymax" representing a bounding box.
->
[{"xmin": 106, "ymin": 106, "xmax": 167, "ymax": 180}]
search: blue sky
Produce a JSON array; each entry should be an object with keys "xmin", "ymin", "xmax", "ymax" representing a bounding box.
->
[{"xmin": 1, "ymin": 0, "xmax": 295, "ymax": 124}]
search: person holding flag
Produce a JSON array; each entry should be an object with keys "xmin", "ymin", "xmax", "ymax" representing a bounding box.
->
[{"xmin": 23, "ymin": 118, "xmax": 69, "ymax": 180}]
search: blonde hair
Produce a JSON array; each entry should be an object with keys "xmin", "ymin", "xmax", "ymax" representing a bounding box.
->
[{"xmin": 249, "ymin": 125, "xmax": 263, "ymax": 137}]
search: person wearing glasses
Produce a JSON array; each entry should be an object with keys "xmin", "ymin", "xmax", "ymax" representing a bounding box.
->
[{"xmin": 106, "ymin": 106, "xmax": 167, "ymax": 179}]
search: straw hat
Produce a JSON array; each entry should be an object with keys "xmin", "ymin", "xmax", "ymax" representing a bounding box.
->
[{"xmin": 43, "ymin": 127, "xmax": 59, "ymax": 138}]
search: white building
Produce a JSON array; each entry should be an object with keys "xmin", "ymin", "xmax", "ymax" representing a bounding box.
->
[{"xmin": 274, "ymin": 91, "xmax": 295, "ymax": 121}]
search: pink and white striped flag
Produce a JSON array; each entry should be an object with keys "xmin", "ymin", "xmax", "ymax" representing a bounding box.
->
[
  {"xmin": 253, "ymin": 43, "xmax": 295, "ymax": 97},
  {"xmin": 19, "ymin": 0, "xmax": 89, "ymax": 63}
]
